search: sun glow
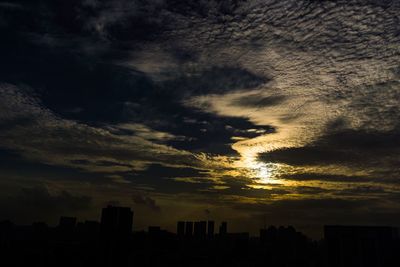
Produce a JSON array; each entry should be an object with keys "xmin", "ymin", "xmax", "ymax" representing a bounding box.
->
[
  {"xmin": 234, "ymin": 148, "xmax": 281, "ymax": 184},
  {"xmin": 256, "ymin": 164, "xmax": 273, "ymax": 182}
]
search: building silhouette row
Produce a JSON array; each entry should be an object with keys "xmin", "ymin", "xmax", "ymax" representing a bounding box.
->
[
  {"xmin": 101, "ymin": 206, "xmax": 133, "ymax": 236},
  {"xmin": 1, "ymin": 205, "xmax": 400, "ymax": 267},
  {"xmin": 177, "ymin": 220, "xmax": 224, "ymax": 238}
]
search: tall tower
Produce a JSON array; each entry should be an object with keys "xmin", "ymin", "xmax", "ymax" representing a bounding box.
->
[
  {"xmin": 100, "ymin": 206, "xmax": 133, "ymax": 236},
  {"xmin": 208, "ymin": 221, "xmax": 215, "ymax": 238},
  {"xmin": 199, "ymin": 221, "xmax": 207, "ymax": 238},
  {"xmin": 177, "ymin": 221, "xmax": 185, "ymax": 236},
  {"xmin": 219, "ymin": 221, "xmax": 227, "ymax": 236},
  {"xmin": 185, "ymin": 221, "xmax": 193, "ymax": 237}
]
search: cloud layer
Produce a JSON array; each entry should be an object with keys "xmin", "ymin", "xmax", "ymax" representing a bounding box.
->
[{"xmin": 1, "ymin": 0, "xmax": 400, "ymax": 237}]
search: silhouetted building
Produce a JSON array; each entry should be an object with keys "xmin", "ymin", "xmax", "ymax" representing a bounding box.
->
[
  {"xmin": 219, "ymin": 221, "xmax": 227, "ymax": 236},
  {"xmin": 227, "ymin": 232, "xmax": 249, "ymax": 242},
  {"xmin": 260, "ymin": 228, "xmax": 268, "ymax": 244},
  {"xmin": 194, "ymin": 221, "xmax": 201, "ymax": 237},
  {"xmin": 324, "ymin": 225, "xmax": 398, "ymax": 267},
  {"xmin": 148, "ymin": 226, "xmax": 162, "ymax": 240},
  {"xmin": 148, "ymin": 226, "xmax": 161, "ymax": 234},
  {"xmin": 199, "ymin": 221, "xmax": 206, "ymax": 237},
  {"xmin": 58, "ymin": 216, "xmax": 76, "ymax": 232},
  {"xmin": 208, "ymin": 221, "xmax": 215, "ymax": 237},
  {"xmin": 194, "ymin": 221, "xmax": 207, "ymax": 239},
  {"xmin": 185, "ymin": 221, "xmax": 193, "ymax": 237},
  {"xmin": 177, "ymin": 221, "xmax": 185, "ymax": 236},
  {"xmin": 5, "ymin": 206, "xmax": 386, "ymax": 267},
  {"xmin": 0, "ymin": 220, "xmax": 14, "ymax": 246},
  {"xmin": 32, "ymin": 222, "xmax": 48, "ymax": 232},
  {"xmin": 76, "ymin": 220, "xmax": 100, "ymax": 233},
  {"xmin": 84, "ymin": 220, "xmax": 100, "ymax": 233},
  {"xmin": 100, "ymin": 206, "xmax": 133, "ymax": 236}
]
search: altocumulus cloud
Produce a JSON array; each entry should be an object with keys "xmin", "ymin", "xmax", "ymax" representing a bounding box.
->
[
  {"xmin": 0, "ymin": 186, "xmax": 92, "ymax": 223},
  {"xmin": 0, "ymin": 0, "xmax": 400, "ymax": 236}
]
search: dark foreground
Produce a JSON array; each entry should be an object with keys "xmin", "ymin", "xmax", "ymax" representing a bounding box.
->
[{"xmin": 1, "ymin": 206, "xmax": 399, "ymax": 267}]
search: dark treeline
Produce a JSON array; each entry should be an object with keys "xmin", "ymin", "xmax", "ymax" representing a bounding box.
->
[{"xmin": 0, "ymin": 205, "xmax": 399, "ymax": 267}]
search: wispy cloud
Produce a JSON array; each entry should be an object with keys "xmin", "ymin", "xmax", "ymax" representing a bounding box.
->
[{"xmin": 1, "ymin": 0, "xmax": 400, "ymax": 235}]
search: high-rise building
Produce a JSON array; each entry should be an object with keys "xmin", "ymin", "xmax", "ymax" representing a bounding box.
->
[
  {"xmin": 185, "ymin": 221, "xmax": 193, "ymax": 237},
  {"xmin": 177, "ymin": 221, "xmax": 185, "ymax": 236},
  {"xmin": 77, "ymin": 220, "xmax": 100, "ymax": 236},
  {"xmin": 208, "ymin": 221, "xmax": 215, "ymax": 237},
  {"xmin": 324, "ymin": 225, "xmax": 398, "ymax": 267},
  {"xmin": 194, "ymin": 221, "xmax": 207, "ymax": 239},
  {"xmin": 260, "ymin": 226, "xmax": 277, "ymax": 244},
  {"xmin": 199, "ymin": 221, "xmax": 207, "ymax": 237},
  {"xmin": 100, "ymin": 206, "xmax": 133, "ymax": 236},
  {"xmin": 148, "ymin": 226, "xmax": 161, "ymax": 235},
  {"xmin": 219, "ymin": 221, "xmax": 227, "ymax": 236},
  {"xmin": 194, "ymin": 221, "xmax": 201, "ymax": 237},
  {"xmin": 58, "ymin": 216, "xmax": 76, "ymax": 232}
]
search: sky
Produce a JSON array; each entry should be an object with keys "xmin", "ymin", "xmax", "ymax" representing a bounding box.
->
[{"xmin": 1, "ymin": 0, "xmax": 400, "ymax": 238}]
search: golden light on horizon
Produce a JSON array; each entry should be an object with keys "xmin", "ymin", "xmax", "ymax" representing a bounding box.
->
[{"xmin": 234, "ymin": 145, "xmax": 283, "ymax": 186}]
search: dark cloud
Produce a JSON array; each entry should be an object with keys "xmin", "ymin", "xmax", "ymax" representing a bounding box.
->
[
  {"xmin": 292, "ymin": 186, "xmax": 329, "ymax": 195},
  {"xmin": 161, "ymin": 67, "xmax": 268, "ymax": 97},
  {"xmin": 259, "ymin": 127, "xmax": 400, "ymax": 168},
  {"xmin": 282, "ymin": 173, "xmax": 371, "ymax": 183},
  {"xmin": 232, "ymin": 94, "xmax": 286, "ymax": 108},
  {"xmin": 0, "ymin": 26, "xmax": 268, "ymax": 157},
  {"xmin": 136, "ymin": 164, "xmax": 207, "ymax": 178},
  {"xmin": 0, "ymin": 148, "xmax": 110, "ymax": 184},
  {"xmin": 260, "ymin": 146, "xmax": 349, "ymax": 166},
  {"xmin": 0, "ymin": 0, "xmax": 166, "ymax": 39},
  {"xmin": 0, "ymin": 186, "xmax": 92, "ymax": 223},
  {"xmin": 1, "ymin": 0, "xmax": 400, "ymax": 237},
  {"xmin": 121, "ymin": 164, "xmax": 215, "ymax": 194},
  {"xmin": 165, "ymin": 0, "xmax": 242, "ymax": 17},
  {"xmin": 282, "ymin": 172, "xmax": 400, "ymax": 186},
  {"xmin": 235, "ymin": 197, "xmax": 400, "ymax": 238},
  {"xmin": 71, "ymin": 159, "xmax": 132, "ymax": 168},
  {"xmin": 105, "ymin": 200, "xmax": 121, "ymax": 207},
  {"xmin": 166, "ymin": 115, "xmax": 274, "ymax": 155},
  {"xmin": 132, "ymin": 192, "xmax": 161, "ymax": 212},
  {"xmin": 336, "ymin": 186, "xmax": 387, "ymax": 197},
  {"xmin": 204, "ymin": 176, "xmax": 291, "ymax": 198}
]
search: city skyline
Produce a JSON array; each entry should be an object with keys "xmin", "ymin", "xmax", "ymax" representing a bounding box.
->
[
  {"xmin": 0, "ymin": 204, "xmax": 310, "ymax": 239},
  {"xmin": 2, "ymin": 204, "xmax": 398, "ymax": 266}
]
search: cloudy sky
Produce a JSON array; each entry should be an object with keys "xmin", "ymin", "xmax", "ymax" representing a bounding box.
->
[{"xmin": 1, "ymin": 0, "xmax": 400, "ymax": 238}]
